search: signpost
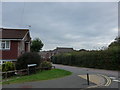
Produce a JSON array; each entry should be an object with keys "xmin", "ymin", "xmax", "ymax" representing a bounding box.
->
[{"xmin": 27, "ymin": 64, "xmax": 37, "ymax": 75}]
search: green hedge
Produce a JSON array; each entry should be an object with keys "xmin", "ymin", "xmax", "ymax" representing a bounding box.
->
[{"xmin": 52, "ymin": 46, "xmax": 120, "ymax": 70}]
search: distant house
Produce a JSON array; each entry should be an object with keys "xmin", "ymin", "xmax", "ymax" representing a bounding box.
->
[
  {"xmin": 40, "ymin": 50, "xmax": 53, "ymax": 61},
  {"xmin": 53, "ymin": 47, "xmax": 74, "ymax": 55},
  {"xmin": 0, "ymin": 28, "xmax": 31, "ymax": 64},
  {"xmin": 40, "ymin": 47, "xmax": 74, "ymax": 61}
]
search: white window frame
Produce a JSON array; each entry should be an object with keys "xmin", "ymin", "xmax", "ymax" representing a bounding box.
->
[{"xmin": 0, "ymin": 40, "xmax": 10, "ymax": 50}]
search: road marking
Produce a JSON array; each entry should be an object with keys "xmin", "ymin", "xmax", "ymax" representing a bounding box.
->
[
  {"xmin": 78, "ymin": 74, "xmax": 112, "ymax": 88},
  {"xmin": 97, "ymin": 74, "xmax": 111, "ymax": 86},
  {"xmin": 78, "ymin": 74, "xmax": 101, "ymax": 85},
  {"xmin": 109, "ymin": 77, "xmax": 116, "ymax": 80},
  {"xmin": 113, "ymin": 80, "xmax": 120, "ymax": 82},
  {"xmin": 109, "ymin": 77, "xmax": 120, "ymax": 83}
]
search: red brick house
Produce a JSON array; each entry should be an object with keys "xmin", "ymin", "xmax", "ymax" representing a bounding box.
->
[{"xmin": 0, "ymin": 28, "xmax": 31, "ymax": 64}]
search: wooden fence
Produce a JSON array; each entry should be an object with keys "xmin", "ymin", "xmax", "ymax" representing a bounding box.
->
[{"xmin": 1, "ymin": 66, "xmax": 55, "ymax": 79}]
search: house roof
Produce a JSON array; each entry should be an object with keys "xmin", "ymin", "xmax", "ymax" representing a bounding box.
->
[
  {"xmin": 0, "ymin": 28, "xmax": 30, "ymax": 40},
  {"xmin": 56, "ymin": 47, "xmax": 73, "ymax": 50}
]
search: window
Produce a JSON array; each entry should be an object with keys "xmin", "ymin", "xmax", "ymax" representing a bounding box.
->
[
  {"xmin": 0, "ymin": 41, "xmax": 10, "ymax": 50},
  {"xmin": 6, "ymin": 41, "xmax": 10, "ymax": 48},
  {"xmin": 1, "ymin": 41, "xmax": 5, "ymax": 49}
]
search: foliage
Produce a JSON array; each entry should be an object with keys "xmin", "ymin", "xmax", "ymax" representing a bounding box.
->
[
  {"xmin": 52, "ymin": 37, "xmax": 120, "ymax": 70},
  {"xmin": 16, "ymin": 52, "xmax": 41, "ymax": 70},
  {"xmin": 2, "ymin": 62, "xmax": 15, "ymax": 72},
  {"xmin": 3, "ymin": 69, "xmax": 72, "ymax": 84},
  {"xmin": 2, "ymin": 62, "xmax": 15, "ymax": 78},
  {"xmin": 40, "ymin": 61, "xmax": 52, "ymax": 69},
  {"xmin": 0, "ymin": 65, "xmax": 2, "ymax": 71},
  {"xmin": 31, "ymin": 38, "xmax": 44, "ymax": 52},
  {"xmin": 108, "ymin": 36, "xmax": 120, "ymax": 48}
]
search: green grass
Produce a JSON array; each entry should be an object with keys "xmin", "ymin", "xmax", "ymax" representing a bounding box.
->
[
  {"xmin": 0, "ymin": 65, "xmax": 2, "ymax": 71},
  {"xmin": 3, "ymin": 69, "xmax": 72, "ymax": 84}
]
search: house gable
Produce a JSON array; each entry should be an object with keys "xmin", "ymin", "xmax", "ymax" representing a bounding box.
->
[{"xmin": 0, "ymin": 28, "xmax": 31, "ymax": 64}]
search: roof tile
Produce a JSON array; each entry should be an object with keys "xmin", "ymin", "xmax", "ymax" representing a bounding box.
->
[{"xmin": 0, "ymin": 28, "xmax": 29, "ymax": 39}]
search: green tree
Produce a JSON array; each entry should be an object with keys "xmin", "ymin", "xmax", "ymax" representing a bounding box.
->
[
  {"xmin": 108, "ymin": 36, "xmax": 120, "ymax": 48},
  {"xmin": 31, "ymin": 38, "xmax": 44, "ymax": 52}
]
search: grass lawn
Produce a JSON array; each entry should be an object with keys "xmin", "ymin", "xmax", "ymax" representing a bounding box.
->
[
  {"xmin": 3, "ymin": 69, "xmax": 72, "ymax": 84},
  {"xmin": 0, "ymin": 65, "xmax": 2, "ymax": 71}
]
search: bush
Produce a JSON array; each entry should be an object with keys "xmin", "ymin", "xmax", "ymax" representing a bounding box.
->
[
  {"xmin": 2, "ymin": 62, "xmax": 15, "ymax": 78},
  {"xmin": 40, "ymin": 61, "xmax": 52, "ymax": 70},
  {"xmin": 16, "ymin": 52, "xmax": 41, "ymax": 70},
  {"xmin": 2, "ymin": 62, "xmax": 15, "ymax": 72}
]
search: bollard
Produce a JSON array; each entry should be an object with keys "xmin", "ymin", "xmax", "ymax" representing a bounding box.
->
[{"xmin": 87, "ymin": 73, "xmax": 89, "ymax": 85}]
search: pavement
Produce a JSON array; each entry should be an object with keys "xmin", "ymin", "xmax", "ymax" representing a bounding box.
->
[
  {"xmin": 78, "ymin": 74, "xmax": 106, "ymax": 86},
  {"xmin": 2, "ymin": 64, "xmax": 120, "ymax": 89}
]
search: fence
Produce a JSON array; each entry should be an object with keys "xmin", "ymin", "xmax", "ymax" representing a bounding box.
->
[{"xmin": 1, "ymin": 66, "xmax": 55, "ymax": 79}]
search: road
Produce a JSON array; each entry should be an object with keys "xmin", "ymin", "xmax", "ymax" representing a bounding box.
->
[
  {"xmin": 53, "ymin": 64, "xmax": 120, "ymax": 88},
  {"xmin": 2, "ymin": 64, "xmax": 120, "ymax": 89}
]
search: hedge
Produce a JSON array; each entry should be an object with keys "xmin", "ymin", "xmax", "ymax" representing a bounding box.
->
[{"xmin": 52, "ymin": 46, "xmax": 120, "ymax": 70}]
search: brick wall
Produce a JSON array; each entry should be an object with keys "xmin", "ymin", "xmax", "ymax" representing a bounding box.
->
[{"xmin": 2, "ymin": 41, "xmax": 18, "ymax": 60}]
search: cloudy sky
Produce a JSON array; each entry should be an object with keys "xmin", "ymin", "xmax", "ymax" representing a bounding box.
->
[{"xmin": 0, "ymin": 2, "xmax": 118, "ymax": 50}]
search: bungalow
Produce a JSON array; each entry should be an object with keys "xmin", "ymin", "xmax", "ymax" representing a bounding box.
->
[
  {"xmin": 40, "ymin": 47, "xmax": 74, "ymax": 61},
  {"xmin": 0, "ymin": 28, "xmax": 31, "ymax": 64},
  {"xmin": 53, "ymin": 47, "xmax": 74, "ymax": 54}
]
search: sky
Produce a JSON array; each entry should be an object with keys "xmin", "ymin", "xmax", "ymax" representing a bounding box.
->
[{"xmin": 0, "ymin": 2, "xmax": 118, "ymax": 51}]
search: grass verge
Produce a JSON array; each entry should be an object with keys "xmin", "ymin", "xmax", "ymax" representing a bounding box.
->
[
  {"xmin": 0, "ymin": 65, "xmax": 2, "ymax": 71},
  {"xmin": 2, "ymin": 69, "xmax": 72, "ymax": 84}
]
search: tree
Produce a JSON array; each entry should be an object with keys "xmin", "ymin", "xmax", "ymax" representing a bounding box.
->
[
  {"xmin": 115, "ymin": 36, "xmax": 120, "ymax": 43},
  {"xmin": 31, "ymin": 38, "xmax": 44, "ymax": 52},
  {"xmin": 79, "ymin": 49, "xmax": 87, "ymax": 52},
  {"xmin": 108, "ymin": 36, "xmax": 120, "ymax": 48}
]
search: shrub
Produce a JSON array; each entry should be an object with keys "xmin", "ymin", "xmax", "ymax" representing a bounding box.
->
[
  {"xmin": 16, "ymin": 52, "xmax": 41, "ymax": 70},
  {"xmin": 2, "ymin": 62, "xmax": 15, "ymax": 78},
  {"xmin": 2, "ymin": 62, "xmax": 15, "ymax": 72},
  {"xmin": 40, "ymin": 61, "xmax": 52, "ymax": 70}
]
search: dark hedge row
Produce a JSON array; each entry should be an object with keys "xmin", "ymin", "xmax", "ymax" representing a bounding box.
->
[
  {"xmin": 52, "ymin": 46, "xmax": 120, "ymax": 70},
  {"xmin": 16, "ymin": 52, "xmax": 41, "ymax": 70}
]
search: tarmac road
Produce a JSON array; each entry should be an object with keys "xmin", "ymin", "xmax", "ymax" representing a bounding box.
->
[
  {"xmin": 54, "ymin": 64, "xmax": 119, "ymax": 88},
  {"xmin": 2, "ymin": 64, "xmax": 120, "ymax": 89}
]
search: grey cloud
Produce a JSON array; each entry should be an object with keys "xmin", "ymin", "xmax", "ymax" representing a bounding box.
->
[
  {"xmin": 0, "ymin": 2, "xmax": 2, "ymax": 27},
  {"xmin": 2, "ymin": 2, "xmax": 118, "ymax": 50}
]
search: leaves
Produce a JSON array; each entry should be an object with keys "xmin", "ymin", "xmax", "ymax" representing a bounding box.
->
[
  {"xmin": 52, "ymin": 42, "xmax": 120, "ymax": 70},
  {"xmin": 31, "ymin": 38, "xmax": 44, "ymax": 52},
  {"xmin": 2, "ymin": 62, "xmax": 15, "ymax": 72},
  {"xmin": 16, "ymin": 52, "xmax": 41, "ymax": 70}
]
